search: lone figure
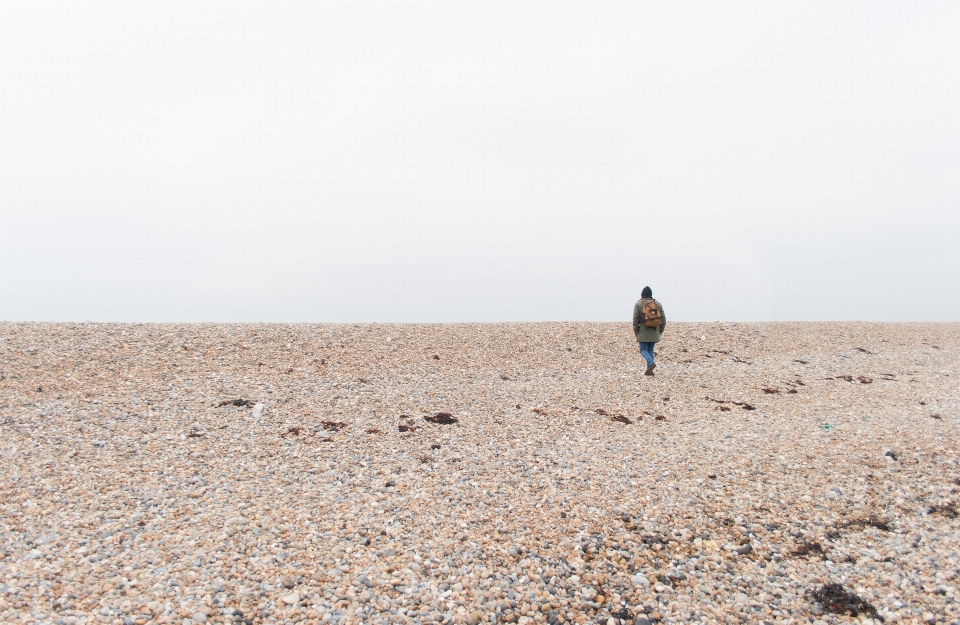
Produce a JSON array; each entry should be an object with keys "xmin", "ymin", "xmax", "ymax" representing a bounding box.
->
[{"xmin": 633, "ymin": 286, "xmax": 666, "ymax": 376}]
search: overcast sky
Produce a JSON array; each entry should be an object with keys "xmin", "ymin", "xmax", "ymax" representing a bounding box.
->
[{"xmin": 1, "ymin": 1, "xmax": 958, "ymax": 323}]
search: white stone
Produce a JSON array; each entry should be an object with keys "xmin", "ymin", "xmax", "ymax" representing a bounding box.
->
[{"xmin": 631, "ymin": 573, "xmax": 650, "ymax": 587}]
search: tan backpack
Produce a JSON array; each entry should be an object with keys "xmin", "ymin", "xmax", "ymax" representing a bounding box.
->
[{"xmin": 642, "ymin": 299, "xmax": 662, "ymax": 328}]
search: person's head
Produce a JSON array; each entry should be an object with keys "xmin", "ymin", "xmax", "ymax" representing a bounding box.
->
[{"xmin": 641, "ymin": 286, "xmax": 653, "ymax": 299}]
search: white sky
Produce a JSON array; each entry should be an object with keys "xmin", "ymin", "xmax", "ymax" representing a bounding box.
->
[{"xmin": 1, "ymin": 1, "xmax": 958, "ymax": 322}]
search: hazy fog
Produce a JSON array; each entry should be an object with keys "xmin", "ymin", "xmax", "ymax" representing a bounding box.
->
[{"xmin": 2, "ymin": 1, "xmax": 958, "ymax": 322}]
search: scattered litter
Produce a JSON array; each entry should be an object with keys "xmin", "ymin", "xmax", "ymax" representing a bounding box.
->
[
  {"xmin": 821, "ymin": 423, "xmax": 833, "ymax": 429},
  {"xmin": 884, "ymin": 450, "xmax": 899, "ymax": 461},
  {"xmin": 806, "ymin": 583, "xmax": 881, "ymax": 619},
  {"xmin": 424, "ymin": 412, "xmax": 457, "ymax": 425}
]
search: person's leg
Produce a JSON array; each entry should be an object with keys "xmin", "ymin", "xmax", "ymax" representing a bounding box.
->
[{"xmin": 639, "ymin": 342, "xmax": 655, "ymax": 370}]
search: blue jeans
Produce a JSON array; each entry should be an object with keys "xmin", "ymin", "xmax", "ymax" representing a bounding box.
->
[{"xmin": 639, "ymin": 342, "xmax": 656, "ymax": 367}]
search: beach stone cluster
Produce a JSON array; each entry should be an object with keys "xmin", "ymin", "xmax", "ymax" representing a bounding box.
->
[{"xmin": 0, "ymin": 321, "xmax": 958, "ymax": 625}]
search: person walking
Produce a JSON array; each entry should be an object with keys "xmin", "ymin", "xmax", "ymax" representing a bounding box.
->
[{"xmin": 633, "ymin": 286, "xmax": 666, "ymax": 376}]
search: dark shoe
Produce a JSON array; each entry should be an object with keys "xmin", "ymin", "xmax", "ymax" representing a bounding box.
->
[{"xmin": 644, "ymin": 364, "xmax": 655, "ymax": 376}]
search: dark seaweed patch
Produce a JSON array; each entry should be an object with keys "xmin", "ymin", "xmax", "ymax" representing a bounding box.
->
[
  {"xmin": 217, "ymin": 398, "xmax": 256, "ymax": 408},
  {"xmin": 840, "ymin": 515, "xmax": 891, "ymax": 532},
  {"xmin": 424, "ymin": 412, "xmax": 457, "ymax": 425},
  {"xmin": 807, "ymin": 584, "xmax": 882, "ymax": 620},
  {"xmin": 789, "ymin": 541, "xmax": 824, "ymax": 558},
  {"xmin": 927, "ymin": 502, "xmax": 958, "ymax": 518}
]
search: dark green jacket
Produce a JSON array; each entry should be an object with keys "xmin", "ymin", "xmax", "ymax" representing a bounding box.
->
[{"xmin": 633, "ymin": 299, "xmax": 666, "ymax": 343}]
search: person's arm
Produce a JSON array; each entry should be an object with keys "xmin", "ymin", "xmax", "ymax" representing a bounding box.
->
[
  {"xmin": 658, "ymin": 302, "xmax": 667, "ymax": 334},
  {"xmin": 632, "ymin": 302, "xmax": 642, "ymax": 338}
]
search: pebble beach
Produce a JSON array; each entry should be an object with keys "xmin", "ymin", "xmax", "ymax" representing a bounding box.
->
[{"xmin": 1, "ymin": 321, "xmax": 958, "ymax": 625}]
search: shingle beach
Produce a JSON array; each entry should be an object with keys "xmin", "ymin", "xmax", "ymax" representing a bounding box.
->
[{"xmin": 1, "ymin": 322, "xmax": 958, "ymax": 625}]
